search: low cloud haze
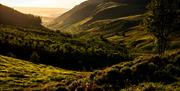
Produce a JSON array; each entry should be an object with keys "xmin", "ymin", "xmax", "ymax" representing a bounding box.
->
[{"xmin": 0, "ymin": 0, "xmax": 86, "ymax": 8}]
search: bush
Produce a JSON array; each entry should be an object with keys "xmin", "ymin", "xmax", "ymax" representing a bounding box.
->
[
  {"xmin": 174, "ymin": 54, "xmax": 180, "ymax": 65},
  {"xmin": 164, "ymin": 64, "xmax": 180, "ymax": 76},
  {"xmin": 56, "ymin": 87, "xmax": 68, "ymax": 91},
  {"xmin": 6, "ymin": 52, "xmax": 16, "ymax": 58},
  {"xmin": 152, "ymin": 70, "xmax": 177, "ymax": 83},
  {"xmin": 30, "ymin": 52, "xmax": 40, "ymax": 63},
  {"xmin": 105, "ymin": 68, "xmax": 121, "ymax": 80}
]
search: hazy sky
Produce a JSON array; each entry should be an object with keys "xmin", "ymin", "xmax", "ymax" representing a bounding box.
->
[{"xmin": 0, "ymin": 0, "xmax": 86, "ymax": 8}]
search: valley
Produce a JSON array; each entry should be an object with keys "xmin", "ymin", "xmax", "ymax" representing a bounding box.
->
[
  {"xmin": 0, "ymin": 0, "xmax": 180, "ymax": 90},
  {"xmin": 13, "ymin": 7, "xmax": 68, "ymax": 26}
]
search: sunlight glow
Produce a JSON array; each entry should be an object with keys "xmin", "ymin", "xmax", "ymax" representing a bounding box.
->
[{"xmin": 0, "ymin": 0, "xmax": 86, "ymax": 8}]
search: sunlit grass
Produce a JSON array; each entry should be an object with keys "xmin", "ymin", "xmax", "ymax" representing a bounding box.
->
[{"xmin": 0, "ymin": 55, "xmax": 90, "ymax": 90}]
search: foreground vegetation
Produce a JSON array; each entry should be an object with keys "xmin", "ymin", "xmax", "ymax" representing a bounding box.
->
[
  {"xmin": 68, "ymin": 51, "xmax": 180, "ymax": 90},
  {"xmin": 0, "ymin": 55, "xmax": 89, "ymax": 90},
  {"xmin": 0, "ymin": 48, "xmax": 179, "ymax": 90}
]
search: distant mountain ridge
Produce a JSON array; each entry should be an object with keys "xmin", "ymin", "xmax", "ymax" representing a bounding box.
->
[{"xmin": 0, "ymin": 4, "xmax": 43, "ymax": 28}]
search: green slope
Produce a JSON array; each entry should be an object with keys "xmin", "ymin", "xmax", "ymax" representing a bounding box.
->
[
  {"xmin": 0, "ymin": 55, "xmax": 89, "ymax": 90},
  {"xmin": 48, "ymin": 0, "xmax": 104, "ymax": 29},
  {"xmin": 48, "ymin": 0, "xmax": 148, "ymax": 30},
  {"xmin": 68, "ymin": 51, "xmax": 180, "ymax": 90}
]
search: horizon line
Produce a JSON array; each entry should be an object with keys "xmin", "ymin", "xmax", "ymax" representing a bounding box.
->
[{"xmin": 13, "ymin": 6, "xmax": 69, "ymax": 9}]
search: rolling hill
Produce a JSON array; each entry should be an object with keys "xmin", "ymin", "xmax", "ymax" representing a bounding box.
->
[
  {"xmin": 48, "ymin": 0, "xmax": 149, "ymax": 30},
  {"xmin": 0, "ymin": 4, "xmax": 43, "ymax": 28},
  {"xmin": 48, "ymin": 0, "xmax": 104, "ymax": 29}
]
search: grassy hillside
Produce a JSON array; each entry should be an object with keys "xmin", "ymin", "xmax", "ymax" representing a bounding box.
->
[
  {"xmin": 0, "ymin": 25, "xmax": 130, "ymax": 70},
  {"xmin": 48, "ymin": 0, "xmax": 104, "ymax": 29},
  {"xmin": 48, "ymin": 0, "xmax": 148, "ymax": 30},
  {"xmin": 67, "ymin": 51, "xmax": 180, "ymax": 90},
  {"xmin": 0, "ymin": 55, "xmax": 89, "ymax": 90},
  {"xmin": 0, "ymin": 4, "xmax": 43, "ymax": 29},
  {"xmin": 0, "ymin": 0, "xmax": 179, "ymax": 90},
  {"xmin": 86, "ymin": 2, "xmax": 147, "ymax": 24}
]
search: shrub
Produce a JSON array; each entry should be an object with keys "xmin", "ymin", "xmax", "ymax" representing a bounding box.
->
[
  {"xmin": 174, "ymin": 54, "xmax": 180, "ymax": 65},
  {"xmin": 56, "ymin": 87, "xmax": 68, "ymax": 91},
  {"xmin": 6, "ymin": 52, "xmax": 16, "ymax": 58},
  {"xmin": 164, "ymin": 64, "xmax": 180, "ymax": 76},
  {"xmin": 105, "ymin": 68, "xmax": 121, "ymax": 80},
  {"xmin": 30, "ymin": 52, "xmax": 40, "ymax": 63},
  {"xmin": 152, "ymin": 70, "xmax": 177, "ymax": 83}
]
